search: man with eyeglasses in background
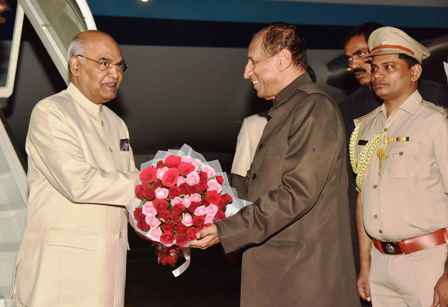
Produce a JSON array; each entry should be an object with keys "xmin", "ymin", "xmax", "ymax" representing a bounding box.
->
[
  {"xmin": 13, "ymin": 30, "xmax": 139, "ymax": 307},
  {"xmin": 340, "ymin": 22, "xmax": 448, "ymax": 138}
]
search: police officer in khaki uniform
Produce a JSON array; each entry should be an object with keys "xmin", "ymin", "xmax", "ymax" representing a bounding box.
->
[{"xmin": 351, "ymin": 26, "xmax": 448, "ymax": 307}]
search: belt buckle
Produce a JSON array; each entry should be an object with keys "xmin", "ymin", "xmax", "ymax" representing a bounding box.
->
[{"xmin": 381, "ymin": 241, "xmax": 402, "ymax": 255}]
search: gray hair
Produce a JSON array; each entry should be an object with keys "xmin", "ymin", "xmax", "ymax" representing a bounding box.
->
[{"xmin": 67, "ymin": 36, "xmax": 84, "ymax": 59}]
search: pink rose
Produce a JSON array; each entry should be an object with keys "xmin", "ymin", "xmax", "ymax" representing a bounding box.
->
[
  {"xmin": 172, "ymin": 197, "xmax": 183, "ymax": 206},
  {"xmin": 155, "ymin": 187, "xmax": 169, "ymax": 199},
  {"xmin": 194, "ymin": 205, "xmax": 207, "ymax": 216},
  {"xmin": 176, "ymin": 176, "xmax": 186, "ymax": 187},
  {"xmin": 146, "ymin": 226, "xmax": 162, "ymax": 242},
  {"xmin": 156, "ymin": 166, "xmax": 168, "ymax": 180},
  {"xmin": 181, "ymin": 156, "xmax": 193, "ymax": 163},
  {"xmin": 202, "ymin": 165, "xmax": 216, "ymax": 178},
  {"xmin": 205, "ymin": 204, "xmax": 218, "ymax": 217},
  {"xmin": 145, "ymin": 216, "xmax": 161, "ymax": 228},
  {"xmin": 142, "ymin": 202, "xmax": 157, "ymax": 217},
  {"xmin": 186, "ymin": 171, "xmax": 200, "ymax": 186},
  {"xmin": 191, "ymin": 193, "xmax": 202, "ymax": 202},
  {"xmin": 182, "ymin": 196, "xmax": 192, "ymax": 208},
  {"xmin": 181, "ymin": 213, "xmax": 193, "ymax": 227},
  {"xmin": 207, "ymin": 179, "xmax": 222, "ymax": 193}
]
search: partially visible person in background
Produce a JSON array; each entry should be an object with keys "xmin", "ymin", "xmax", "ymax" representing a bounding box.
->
[{"xmin": 230, "ymin": 113, "xmax": 267, "ymax": 198}]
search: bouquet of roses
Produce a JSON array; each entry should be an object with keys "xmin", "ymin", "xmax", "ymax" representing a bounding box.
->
[{"xmin": 129, "ymin": 144, "xmax": 248, "ymax": 276}]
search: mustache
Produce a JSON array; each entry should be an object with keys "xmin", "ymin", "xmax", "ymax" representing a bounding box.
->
[{"xmin": 352, "ymin": 67, "xmax": 368, "ymax": 74}]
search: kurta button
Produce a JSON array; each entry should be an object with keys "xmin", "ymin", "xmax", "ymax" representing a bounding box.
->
[
  {"xmin": 399, "ymin": 152, "xmax": 404, "ymax": 156},
  {"xmin": 252, "ymin": 173, "xmax": 257, "ymax": 180},
  {"xmin": 379, "ymin": 229, "xmax": 383, "ymax": 234},
  {"xmin": 373, "ymin": 184, "xmax": 378, "ymax": 189},
  {"xmin": 258, "ymin": 143, "xmax": 263, "ymax": 150},
  {"xmin": 373, "ymin": 214, "xmax": 378, "ymax": 219},
  {"xmin": 108, "ymin": 147, "xmax": 113, "ymax": 152}
]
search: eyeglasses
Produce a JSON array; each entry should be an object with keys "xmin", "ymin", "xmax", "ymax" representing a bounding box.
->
[{"xmin": 76, "ymin": 55, "xmax": 128, "ymax": 72}]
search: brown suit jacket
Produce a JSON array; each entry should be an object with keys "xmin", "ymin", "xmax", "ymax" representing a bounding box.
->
[{"xmin": 218, "ymin": 74, "xmax": 360, "ymax": 307}]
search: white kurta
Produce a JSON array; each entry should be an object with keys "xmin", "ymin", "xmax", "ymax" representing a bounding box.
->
[
  {"xmin": 231, "ymin": 114, "xmax": 267, "ymax": 177},
  {"xmin": 14, "ymin": 83, "xmax": 139, "ymax": 307}
]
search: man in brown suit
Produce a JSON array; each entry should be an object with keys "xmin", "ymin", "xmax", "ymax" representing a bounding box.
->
[{"xmin": 191, "ymin": 23, "xmax": 360, "ymax": 307}]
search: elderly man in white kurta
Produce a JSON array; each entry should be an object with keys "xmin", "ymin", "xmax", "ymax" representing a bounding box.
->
[{"xmin": 14, "ymin": 31, "xmax": 139, "ymax": 307}]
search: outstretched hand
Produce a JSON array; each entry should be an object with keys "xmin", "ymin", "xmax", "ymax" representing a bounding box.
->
[{"xmin": 190, "ymin": 224, "xmax": 220, "ymax": 250}]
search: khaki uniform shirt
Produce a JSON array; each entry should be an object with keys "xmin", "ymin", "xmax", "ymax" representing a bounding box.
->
[
  {"xmin": 15, "ymin": 83, "xmax": 139, "ymax": 307},
  {"xmin": 231, "ymin": 114, "xmax": 267, "ymax": 177},
  {"xmin": 355, "ymin": 91, "xmax": 448, "ymax": 241}
]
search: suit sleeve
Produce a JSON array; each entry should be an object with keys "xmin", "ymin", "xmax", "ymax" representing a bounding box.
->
[
  {"xmin": 217, "ymin": 94, "xmax": 342, "ymax": 253},
  {"xmin": 26, "ymin": 101, "xmax": 139, "ymax": 207}
]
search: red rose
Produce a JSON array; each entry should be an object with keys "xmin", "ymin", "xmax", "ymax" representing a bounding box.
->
[
  {"xmin": 205, "ymin": 190, "xmax": 221, "ymax": 204},
  {"xmin": 172, "ymin": 204, "xmax": 184, "ymax": 217},
  {"xmin": 158, "ymin": 208, "xmax": 170, "ymax": 220},
  {"xmin": 133, "ymin": 207, "xmax": 144, "ymax": 221},
  {"xmin": 161, "ymin": 231, "xmax": 174, "ymax": 245},
  {"xmin": 214, "ymin": 210, "xmax": 225, "ymax": 221},
  {"xmin": 140, "ymin": 166, "xmax": 157, "ymax": 183},
  {"xmin": 199, "ymin": 171, "xmax": 208, "ymax": 184},
  {"xmin": 165, "ymin": 155, "xmax": 181, "ymax": 168},
  {"xmin": 216, "ymin": 175, "xmax": 224, "ymax": 184},
  {"xmin": 160, "ymin": 254, "xmax": 177, "ymax": 266},
  {"xmin": 178, "ymin": 162, "xmax": 195, "ymax": 175},
  {"xmin": 137, "ymin": 219, "xmax": 151, "ymax": 231},
  {"xmin": 163, "ymin": 223, "xmax": 174, "ymax": 232},
  {"xmin": 219, "ymin": 193, "xmax": 233, "ymax": 206},
  {"xmin": 156, "ymin": 160, "xmax": 165, "ymax": 168},
  {"xmin": 179, "ymin": 183, "xmax": 191, "ymax": 195},
  {"xmin": 188, "ymin": 202, "xmax": 200, "ymax": 213},
  {"xmin": 198, "ymin": 183, "xmax": 208, "ymax": 192},
  {"xmin": 193, "ymin": 215, "xmax": 205, "ymax": 228},
  {"xmin": 186, "ymin": 227, "xmax": 198, "ymax": 241},
  {"xmin": 142, "ymin": 184, "xmax": 155, "ymax": 200},
  {"xmin": 162, "ymin": 168, "xmax": 179, "ymax": 188},
  {"xmin": 176, "ymin": 235, "xmax": 188, "ymax": 247},
  {"xmin": 169, "ymin": 186, "xmax": 181, "ymax": 198},
  {"xmin": 175, "ymin": 224, "xmax": 188, "ymax": 235},
  {"xmin": 153, "ymin": 199, "xmax": 169, "ymax": 211},
  {"xmin": 135, "ymin": 184, "xmax": 144, "ymax": 199}
]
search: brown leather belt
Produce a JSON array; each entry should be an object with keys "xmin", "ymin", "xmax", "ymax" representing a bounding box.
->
[{"xmin": 373, "ymin": 228, "xmax": 448, "ymax": 255}]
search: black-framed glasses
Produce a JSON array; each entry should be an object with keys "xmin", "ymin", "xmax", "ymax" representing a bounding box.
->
[{"xmin": 76, "ymin": 54, "xmax": 128, "ymax": 72}]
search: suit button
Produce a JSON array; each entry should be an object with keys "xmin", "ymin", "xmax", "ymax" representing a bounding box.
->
[
  {"xmin": 258, "ymin": 143, "xmax": 263, "ymax": 150},
  {"xmin": 252, "ymin": 173, "xmax": 257, "ymax": 180}
]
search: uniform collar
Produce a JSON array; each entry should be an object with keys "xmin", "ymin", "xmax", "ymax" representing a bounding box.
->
[
  {"xmin": 379, "ymin": 90, "xmax": 422, "ymax": 117},
  {"xmin": 272, "ymin": 72, "xmax": 312, "ymax": 109},
  {"xmin": 67, "ymin": 83, "xmax": 103, "ymax": 119}
]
